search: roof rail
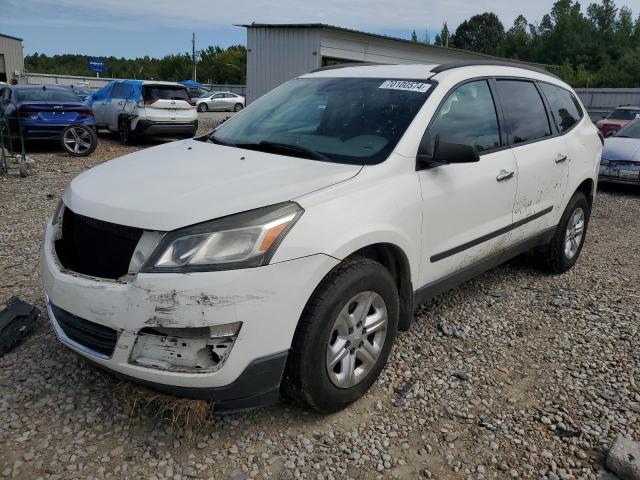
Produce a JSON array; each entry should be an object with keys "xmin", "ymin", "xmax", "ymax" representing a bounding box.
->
[
  {"xmin": 431, "ymin": 60, "xmax": 560, "ymax": 80},
  {"xmin": 310, "ymin": 62, "xmax": 390, "ymax": 73}
]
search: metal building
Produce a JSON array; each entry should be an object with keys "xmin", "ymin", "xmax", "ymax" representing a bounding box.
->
[
  {"xmin": 240, "ymin": 23, "xmax": 543, "ymax": 103},
  {"xmin": 575, "ymin": 88, "xmax": 640, "ymax": 121},
  {"xmin": 0, "ymin": 33, "xmax": 24, "ymax": 84}
]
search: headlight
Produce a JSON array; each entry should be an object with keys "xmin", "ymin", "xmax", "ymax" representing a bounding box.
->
[{"xmin": 142, "ymin": 202, "xmax": 303, "ymax": 272}]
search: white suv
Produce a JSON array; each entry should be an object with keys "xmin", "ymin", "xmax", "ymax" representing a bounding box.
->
[
  {"xmin": 41, "ymin": 63, "xmax": 601, "ymax": 412},
  {"xmin": 89, "ymin": 80, "xmax": 198, "ymax": 144}
]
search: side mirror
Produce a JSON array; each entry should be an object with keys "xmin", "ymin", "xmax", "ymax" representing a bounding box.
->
[{"xmin": 416, "ymin": 134, "xmax": 480, "ymax": 170}]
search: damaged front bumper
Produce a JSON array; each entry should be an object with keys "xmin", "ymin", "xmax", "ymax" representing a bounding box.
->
[
  {"xmin": 599, "ymin": 160, "xmax": 640, "ymax": 185},
  {"xmin": 40, "ymin": 220, "xmax": 339, "ymax": 411}
]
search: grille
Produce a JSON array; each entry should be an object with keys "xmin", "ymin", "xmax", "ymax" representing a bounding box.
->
[
  {"xmin": 55, "ymin": 208, "xmax": 143, "ymax": 280},
  {"xmin": 51, "ymin": 303, "xmax": 118, "ymax": 357}
]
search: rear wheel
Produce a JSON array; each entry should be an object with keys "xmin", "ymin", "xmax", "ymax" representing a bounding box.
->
[
  {"xmin": 197, "ymin": 103, "xmax": 208, "ymax": 112},
  {"xmin": 283, "ymin": 257, "xmax": 399, "ymax": 412},
  {"xmin": 60, "ymin": 125, "xmax": 97, "ymax": 157},
  {"xmin": 534, "ymin": 191, "xmax": 590, "ymax": 273},
  {"xmin": 234, "ymin": 103, "xmax": 243, "ymax": 112},
  {"xmin": 118, "ymin": 118, "xmax": 131, "ymax": 145}
]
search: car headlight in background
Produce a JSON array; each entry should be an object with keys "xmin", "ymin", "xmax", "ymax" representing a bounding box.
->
[{"xmin": 142, "ymin": 202, "xmax": 303, "ymax": 272}]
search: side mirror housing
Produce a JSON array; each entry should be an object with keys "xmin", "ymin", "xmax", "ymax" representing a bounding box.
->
[{"xmin": 417, "ymin": 135, "xmax": 480, "ymax": 170}]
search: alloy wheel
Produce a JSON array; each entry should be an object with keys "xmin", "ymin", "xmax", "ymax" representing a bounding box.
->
[
  {"xmin": 326, "ymin": 291, "xmax": 388, "ymax": 389},
  {"xmin": 63, "ymin": 127, "xmax": 93, "ymax": 155},
  {"xmin": 564, "ymin": 207, "xmax": 585, "ymax": 259}
]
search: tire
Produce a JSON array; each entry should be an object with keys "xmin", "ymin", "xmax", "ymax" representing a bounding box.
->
[
  {"xmin": 282, "ymin": 257, "xmax": 399, "ymax": 413},
  {"xmin": 197, "ymin": 103, "xmax": 208, "ymax": 112},
  {"xmin": 534, "ymin": 191, "xmax": 590, "ymax": 273},
  {"xmin": 60, "ymin": 125, "xmax": 98, "ymax": 157},
  {"xmin": 234, "ymin": 103, "xmax": 243, "ymax": 112},
  {"xmin": 118, "ymin": 117, "xmax": 131, "ymax": 145}
]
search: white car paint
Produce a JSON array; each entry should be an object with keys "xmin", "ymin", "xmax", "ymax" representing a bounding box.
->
[{"xmin": 41, "ymin": 63, "xmax": 601, "ymax": 401}]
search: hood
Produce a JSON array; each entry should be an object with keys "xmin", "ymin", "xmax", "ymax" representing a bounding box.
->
[
  {"xmin": 597, "ymin": 119, "xmax": 626, "ymax": 127},
  {"xmin": 602, "ymin": 137, "xmax": 640, "ymax": 162},
  {"xmin": 63, "ymin": 139, "xmax": 362, "ymax": 231}
]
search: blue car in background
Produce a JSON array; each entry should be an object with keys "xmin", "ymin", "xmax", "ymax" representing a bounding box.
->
[{"xmin": 0, "ymin": 85, "xmax": 98, "ymax": 156}]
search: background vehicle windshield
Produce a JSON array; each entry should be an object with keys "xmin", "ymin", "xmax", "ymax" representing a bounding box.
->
[
  {"xmin": 614, "ymin": 119, "xmax": 640, "ymax": 138},
  {"xmin": 143, "ymin": 85, "xmax": 190, "ymax": 101},
  {"xmin": 211, "ymin": 77, "xmax": 432, "ymax": 164},
  {"xmin": 608, "ymin": 108, "xmax": 640, "ymax": 120},
  {"xmin": 15, "ymin": 88, "xmax": 81, "ymax": 103}
]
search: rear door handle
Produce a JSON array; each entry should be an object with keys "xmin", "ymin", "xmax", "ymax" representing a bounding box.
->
[
  {"xmin": 496, "ymin": 170, "xmax": 515, "ymax": 182},
  {"xmin": 555, "ymin": 154, "xmax": 568, "ymax": 163}
]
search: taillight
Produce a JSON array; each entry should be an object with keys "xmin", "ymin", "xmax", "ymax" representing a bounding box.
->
[{"xmin": 78, "ymin": 108, "xmax": 93, "ymax": 116}]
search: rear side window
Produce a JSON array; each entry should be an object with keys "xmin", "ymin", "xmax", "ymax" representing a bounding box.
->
[
  {"xmin": 426, "ymin": 80, "xmax": 500, "ymax": 154},
  {"xmin": 143, "ymin": 85, "xmax": 190, "ymax": 102},
  {"xmin": 540, "ymin": 83, "xmax": 583, "ymax": 132},
  {"xmin": 495, "ymin": 80, "xmax": 551, "ymax": 144}
]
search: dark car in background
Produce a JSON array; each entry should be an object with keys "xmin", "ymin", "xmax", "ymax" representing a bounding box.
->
[
  {"xmin": 595, "ymin": 105, "xmax": 640, "ymax": 137},
  {"xmin": 0, "ymin": 85, "xmax": 98, "ymax": 156},
  {"xmin": 600, "ymin": 118, "xmax": 640, "ymax": 185},
  {"xmin": 63, "ymin": 85, "xmax": 95, "ymax": 102}
]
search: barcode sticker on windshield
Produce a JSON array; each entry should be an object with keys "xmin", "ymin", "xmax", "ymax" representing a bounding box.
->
[{"xmin": 379, "ymin": 80, "xmax": 431, "ymax": 93}]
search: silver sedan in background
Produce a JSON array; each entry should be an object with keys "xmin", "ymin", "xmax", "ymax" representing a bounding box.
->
[
  {"xmin": 196, "ymin": 92, "xmax": 245, "ymax": 112},
  {"xmin": 600, "ymin": 119, "xmax": 640, "ymax": 186}
]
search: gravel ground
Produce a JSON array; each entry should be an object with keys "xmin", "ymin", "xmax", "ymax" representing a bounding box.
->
[{"xmin": 0, "ymin": 121, "xmax": 639, "ymax": 480}]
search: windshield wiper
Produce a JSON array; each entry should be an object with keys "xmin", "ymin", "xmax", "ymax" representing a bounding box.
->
[
  {"xmin": 237, "ymin": 141, "xmax": 330, "ymax": 161},
  {"xmin": 207, "ymin": 134, "xmax": 237, "ymax": 147}
]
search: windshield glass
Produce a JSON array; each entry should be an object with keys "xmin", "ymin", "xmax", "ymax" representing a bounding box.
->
[
  {"xmin": 209, "ymin": 77, "xmax": 432, "ymax": 164},
  {"xmin": 614, "ymin": 119, "xmax": 640, "ymax": 138},
  {"xmin": 15, "ymin": 88, "xmax": 81, "ymax": 103},
  {"xmin": 608, "ymin": 108, "xmax": 640, "ymax": 120}
]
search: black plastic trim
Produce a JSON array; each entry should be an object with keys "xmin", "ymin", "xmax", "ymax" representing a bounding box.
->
[
  {"xmin": 430, "ymin": 206, "xmax": 553, "ymax": 263},
  {"xmin": 87, "ymin": 351, "xmax": 289, "ymax": 413},
  {"xmin": 415, "ymin": 227, "xmax": 555, "ymax": 306}
]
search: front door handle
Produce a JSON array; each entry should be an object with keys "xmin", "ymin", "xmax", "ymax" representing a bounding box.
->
[
  {"xmin": 496, "ymin": 169, "xmax": 515, "ymax": 182},
  {"xmin": 555, "ymin": 154, "xmax": 568, "ymax": 164}
]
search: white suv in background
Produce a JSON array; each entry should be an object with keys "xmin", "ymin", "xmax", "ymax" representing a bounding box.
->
[
  {"xmin": 88, "ymin": 80, "xmax": 198, "ymax": 144},
  {"xmin": 41, "ymin": 62, "xmax": 601, "ymax": 413}
]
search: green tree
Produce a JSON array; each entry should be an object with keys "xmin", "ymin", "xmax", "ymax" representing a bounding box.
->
[
  {"xmin": 434, "ymin": 22, "xmax": 451, "ymax": 47},
  {"xmin": 452, "ymin": 13, "xmax": 505, "ymax": 56}
]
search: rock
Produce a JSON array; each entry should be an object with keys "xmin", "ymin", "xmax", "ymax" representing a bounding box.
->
[{"xmin": 606, "ymin": 435, "xmax": 640, "ymax": 480}]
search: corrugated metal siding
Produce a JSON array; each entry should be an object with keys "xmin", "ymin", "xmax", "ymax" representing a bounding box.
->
[
  {"xmin": 320, "ymin": 30, "xmax": 494, "ymax": 65},
  {"xmin": 0, "ymin": 35, "xmax": 24, "ymax": 83},
  {"xmin": 246, "ymin": 28, "xmax": 320, "ymax": 103},
  {"xmin": 575, "ymin": 88, "xmax": 640, "ymax": 120}
]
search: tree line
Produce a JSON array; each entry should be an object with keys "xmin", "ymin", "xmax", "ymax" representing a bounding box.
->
[
  {"xmin": 419, "ymin": 0, "xmax": 640, "ymax": 87},
  {"xmin": 25, "ymin": 0, "xmax": 640, "ymax": 88},
  {"xmin": 24, "ymin": 45, "xmax": 246, "ymax": 85}
]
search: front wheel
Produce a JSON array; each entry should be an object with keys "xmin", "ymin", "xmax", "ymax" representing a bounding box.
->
[
  {"xmin": 197, "ymin": 103, "xmax": 208, "ymax": 112},
  {"xmin": 534, "ymin": 191, "xmax": 590, "ymax": 273},
  {"xmin": 234, "ymin": 103, "xmax": 243, "ymax": 112},
  {"xmin": 282, "ymin": 257, "xmax": 399, "ymax": 413}
]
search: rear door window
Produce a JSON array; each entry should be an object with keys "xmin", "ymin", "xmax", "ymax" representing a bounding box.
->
[
  {"xmin": 539, "ymin": 83, "xmax": 583, "ymax": 132},
  {"xmin": 143, "ymin": 85, "xmax": 190, "ymax": 102},
  {"xmin": 495, "ymin": 80, "xmax": 551, "ymax": 144},
  {"xmin": 426, "ymin": 79, "xmax": 501, "ymax": 155}
]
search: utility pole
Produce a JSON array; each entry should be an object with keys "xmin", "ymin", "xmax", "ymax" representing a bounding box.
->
[{"xmin": 192, "ymin": 32, "xmax": 197, "ymax": 82}]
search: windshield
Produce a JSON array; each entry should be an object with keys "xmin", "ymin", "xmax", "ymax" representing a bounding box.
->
[
  {"xmin": 209, "ymin": 77, "xmax": 432, "ymax": 165},
  {"xmin": 608, "ymin": 108, "xmax": 640, "ymax": 120},
  {"xmin": 15, "ymin": 88, "xmax": 82, "ymax": 103},
  {"xmin": 614, "ymin": 119, "xmax": 640, "ymax": 138}
]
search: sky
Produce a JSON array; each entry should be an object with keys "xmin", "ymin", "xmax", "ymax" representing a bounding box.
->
[{"xmin": 3, "ymin": 0, "xmax": 640, "ymax": 58}]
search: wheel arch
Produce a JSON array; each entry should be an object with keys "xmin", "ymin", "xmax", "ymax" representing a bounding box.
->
[{"xmin": 344, "ymin": 243, "xmax": 414, "ymax": 332}]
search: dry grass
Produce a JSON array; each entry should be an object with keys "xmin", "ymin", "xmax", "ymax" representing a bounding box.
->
[{"xmin": 114, "ymin": 381, "xmax": 214, "ymax": 434}]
